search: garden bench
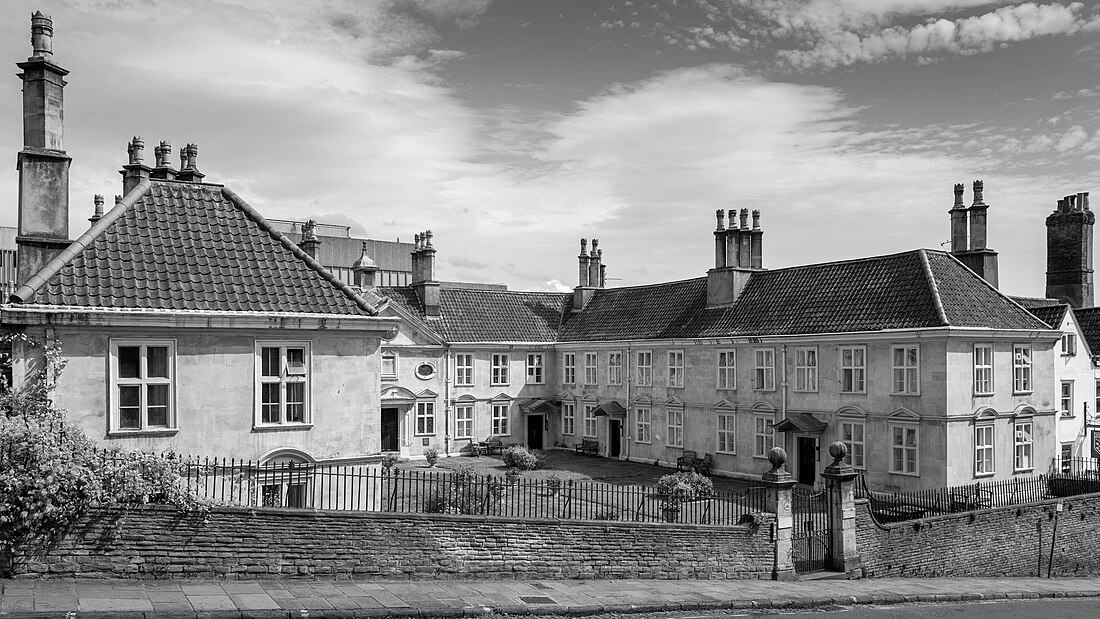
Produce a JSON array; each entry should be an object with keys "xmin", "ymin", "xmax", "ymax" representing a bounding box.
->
[
  {"xmin": 676, "ymin": 449, "xmax": 699, "ymax": 472},
  {"xmin": 575, "ymin": 438, "xmax": 599, "ymax": 455},
  {"xmin": 473, "ymin": 436, "xmax": 504, "ymax": 456},
  {"xmin": 693, "ymin": 453, "xmax": 713, "ymax": 476}
]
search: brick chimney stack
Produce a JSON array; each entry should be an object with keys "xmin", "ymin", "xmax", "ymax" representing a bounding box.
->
[
  {"xmin": 120, "ymin": 136, "xmax": 152, "ymax": 195},
  {"xmin": 588, "ymin": 239, "xmax": 601, "ymax": 289},
  {"xmin": 410, "ymin": 230, "xmax": 440, "ymax": 317},
  {"xmin": 573, "ymin": 236, "xmax": 604, "ymax": 311},
  {"xmin": 299, "ymin": 219, "xmax": 321, "ymax": 259},
  {"xmin": 1046, "ymin": 191, "xmax": 1094, "ymax": 308},
  {"xmin": 88, "ymin": 194, "xmax": 104, "ymax": 225},
  {"xmin": 15, "ymin": 11, "xmax": 72, "ymax": 286},
  {"xmin": 151, "ymin": 140, "xmax": 178, "ymax": 180},
  {"xmin": 577, "ymin": 238, "xmax": 590, "ymax": 287},
  {"xmin": 707, "ymin": 207, "xmax": 766, "ymax": 307},
  {"xmin": 949, "ymin": 180, "xmax": 999, "ymax": 288},
  {"xmin": 177, "ymin": 143, "xmax": 205, "ymax": 182}
]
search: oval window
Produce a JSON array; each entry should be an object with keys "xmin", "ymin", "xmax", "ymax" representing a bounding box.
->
[{"xmin": 415, "ymin": 362, "xmax": 436, "ymax": 380}]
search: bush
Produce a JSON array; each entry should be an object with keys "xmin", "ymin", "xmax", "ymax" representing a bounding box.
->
[
  {"xmin": 655, "ymin": 471, "xmax": 715, "ymax": 508},
  {"xmin": 502, "ymin": 445, "xmax": 538, "ymax": 470},
  {"xmin": 424, "ymin": 466, "xmax": 504, "ymax": 515}
]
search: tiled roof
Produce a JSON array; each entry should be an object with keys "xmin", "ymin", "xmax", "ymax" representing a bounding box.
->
[
  {"xmin": 1011, "ymin": 296, "xmax": 1062, "ymax": 309},
  {"xmin": 10, "ymin": 180, "xmax": 378, "ymax": 315},
  {"xmin": 381, "ymin": 286, "xmax": 569, "ymax": 342},
  {"xmin": 388, "ymin": 249, "xmax": 1050, "ymax": 343},
  {"xmin": 1074, "ymin": 307, "xmax": 1100, "ymax": 355}
]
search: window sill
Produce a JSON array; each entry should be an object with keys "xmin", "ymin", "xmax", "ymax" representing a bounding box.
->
[
  {"xmin": 715, "ymin": 386, "xmax": 737, "ymax": 391},
  {"xmin": 891, "ymin": 392, "xmax": 921, "ymax": 397},
  {"xmin": 252, "ymin": 423, "xmax": 314, "ymax": 432},
  {"xmin": 1013, "ymin": 391, "xmax": 1033, "ymax": 396},
  {"xmin": 108, "ymin": 428, "xmax": 179, "ymax": 438},
  {"xmin": 716, "ymin": 450, "xmax": 736, "ymax": 456},
  {"xmin": 973, "ymin": 392, "xmax": 994, "ymax": 397},
  {"xmin": 974, "ymin": 472, "xmax": 995, "ymax": 479},
  {"xmin": 381, "ymin": 375, "xmax": 398, "ymax": 381},
  {"xmin": 1061, "ymin": 413, "xmax": 1075, "ymax": 418},
  {"xmin": 840, "ymin": 391, "xmax": 868, "ymax": 395},
  {"xmin": 490, "ymin": 383, "xmax": 511, "ymax": 387},
  {"xmin": 1014, "ymin": 468, "xmax": 1034, "ymax": 475},
  {"xmin": 889, "ymin": 470, "xmax": 920, "ymax": 477},
  {"xmin": 454, "ymin": 383, "xmax": 474, "ymax": 388},
  {"xmin": 791, "ymin": 389, "xmax": 818, "ymax": 393}
]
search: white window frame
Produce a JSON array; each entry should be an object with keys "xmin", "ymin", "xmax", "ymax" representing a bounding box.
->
[
  {"xmin": 491, "ymin": 353, "xmax": 509, "ymax": 386},
  {"xmin": 381, "ymin": 352, "xmax": 397, "ymax": 380},
  {"xmin": 840, "ymin": 346, "xmax": 866, "ymax": 394},
  {"xmin": 110, "ymin": 339, "xmax": 177, "ymax": 433},
  {"xmin": 840, "ymin": 420, "xmax": 865, "ymax": 469},
  {"xmin": 255, "ymin": 341, "xmax": 311, "ymax": 428},
  {"xmin": 562, "ymin": 352, "xmax": 576, "ymax": 385},
  {"xmin": 492, "ymin": 400, "xmax": 511, "ymax": 436},
  {"xmin": 716, "ymin": 408, "xmax": 736, "ymax": 454},
  {"xmin": 794, "ymin": 347, "xmax": 817, "ymax": 392},
  {"xmin": 636, "ymin": 350, "xmax": 653, "ymax": 387},
  {"xmin": 526, "ymin": 352, "xmax": 544, "ymax": 385},
  {"xmin": 1061, "ymin": 333, "xmax": 1077, "ymax": 356},
  {"xmin": 584, "ymin": 352, "xmax": 598, "ymax": 386},
  {"xmin": 668, "ymin": 350, "xmax": 685, "ymax": 388},
  {"xmin": 753, "ymin": 414, "xmax": 774, "ymax": 458},
  {"xmin": 717, "ymin": 350, "xmax": 736, "ymax": 390},
  {"xmin": 973, "ymin": 344, "xmax": 993, "ymax": 395},
  {"xmin": 891, "ymin": 345, "xmax": 919, "ymax": 395},
  {"xmin": 1013, "ymin": 344, "xmax": 1032, "ymax": 393},
  {"xmin": 1061, "ymin": 381, "xmax": 1074, "ymax": 417},
  {"xmin": 608, "ymin": 351, "xmax": 623, "ymax": 386},
  {"xmin": 583, "ymin": 404, "xmax": 598, "ymax": 438},
  {"xmin": 415, "ymin": 400, "xmax": 436, "ymax": 436},
  {"xmin": 454, "ymin": 402, "xmax": 474, "ymax": 439},
  {"xmin": 562, "ymin": 401, "xmax": 575, "ymax": 436},
  {"xmin": 974, "ymin": 423, "xmax": 994, "ymax": 477},
  {"xmin": 667, "ymin": 406, "xmax": 684, "ymax": 448},
  {"xmin": 753, "ymin": 348, "xmax": 775, "ymax": 391},
  {"xmin": 635, "ymin": 406, "xmax": 651, "ymax": 444},
  {"xmin": 889, "ymin": 422, "xmax": 919, "ymax": 476},
  {"xmin": 454, "ymin": 353, "xmax": 474, "ymax": 387},
  {"xmin": 1014, "ymin": 419, "xmax": 1033, "ymax": 472}
]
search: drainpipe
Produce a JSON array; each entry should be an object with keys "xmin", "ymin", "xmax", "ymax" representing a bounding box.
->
[
  {"xmin": 625, "ymin": 343, "xmax": 632, "ymax": 462},
  {"xmin": 781, "ymin": 344, "xmax": 789, "ymax": 452},
  {"xmin": 444, "ymin": 345, "xmax": 452, "ymax": 456}
]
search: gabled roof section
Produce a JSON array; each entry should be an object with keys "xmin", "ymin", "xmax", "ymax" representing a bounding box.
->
[
  {"xmin": 10, "ymin": 180, "xmax": 378, "ymax": 315},
  {"xmin": 380, "ymin": 286, "xmax": 569, "ymax": 342},
  {"xmin": 1073, "ymin": 306, "xmax": 1100, "ymax": 356},
  {"xmin": 559, "ymin": 278, "xmax": 710, "ymax": 341},
  {"xmin": 922, "ymin": 252, "xmax": 1047, "ymax": 330}
]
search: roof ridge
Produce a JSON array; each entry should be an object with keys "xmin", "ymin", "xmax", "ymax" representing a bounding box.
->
[
  {"xmin": 443, "ymin": 288, "xmax": 568, "ymax": 298},
  {"xmin": 590, "ymin": 276, "xmax": 707, "ymax": 292},
  {"xmin": 9, "ymin": 178, "xmax": 153, "ymax": 304},
  {"xmin": 917, "ymin": 249, "xmax": 949, "ymax": 326},
  {"xmin": 219, "ymin": 187, "xmax": 379, "ymax": 316}
]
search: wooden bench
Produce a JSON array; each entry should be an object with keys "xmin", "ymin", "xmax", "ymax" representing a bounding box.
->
[
  {"xmin": 472, "ymin": 437, "xmax": 504, "ymax": 456},
  {"xmin": 575, "ymin": 438, "xmax": 599, "ymax": 455},
  {"xmin": 676, "ymin": 450, "xmax": 699, "ymax": 472},
  {"xmin": 694, "ymin": 453, "xmax": 713, "ymax": 476}
]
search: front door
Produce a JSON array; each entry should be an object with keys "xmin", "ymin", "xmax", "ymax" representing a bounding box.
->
[
  {"xmin": 381, "ymin": 408, "xmax": 399, "ymax": 452},
  {"xmin": 527, "ymin": 415, "xmax": 544, "ymax": 450},
  {"xmin": 797, "ymin": 436, "xmax": 817, "ymax": 485},
  {"xmin": 608, "ymin": 419, "xmax": 621, "ymax": 457}
]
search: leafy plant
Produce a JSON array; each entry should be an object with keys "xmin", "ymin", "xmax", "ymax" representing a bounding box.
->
[
  {"xmin": 424, "ymin": 466, "xmax": 504, "ymax": 515},
  {"xmin": 655, "ymin": 471, "xmax": 715, "ymax": 510},
  {"xmin": 424, "ymin": 448, "xmax": 439, "ymax": 465},
  {"xmin": 381, "ymin": 453, "xmax": 399, "ymax": 474},
  {"xmin": 502, "ymin": 445, "xmax": 538, "ymax": 470}
]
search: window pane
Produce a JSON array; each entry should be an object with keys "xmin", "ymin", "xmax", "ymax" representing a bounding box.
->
[
  {"xmin": 262, "ymin": 383, "xmax": 281, "ymax": 423},
  {"xmin": 146, "ymin": 384, "xmax": 169, "ymax": 427},
  {"xmin": 147, "ymin": 346, "xmax": 169, "ymax": 378},
  {"xmin": 119, "ymin": 385, "xmax": 141, "ymax": 429},
  {"xmin": 286, "ymin": 348, "xmax": 306, "ymax": 375},
  {"xmin": 286, "ymin": 383, "xmax": 305, "ymax": 423},
  {"xmin": 118, "ymin": 346, "xmax": 141, "ymax": 379},
  {"xmin": 261, "ymin": 347, "xmax": 279, "ymax": 377}
]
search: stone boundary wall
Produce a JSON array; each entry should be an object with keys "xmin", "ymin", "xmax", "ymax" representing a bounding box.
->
[
  {"xmin": 17, "ymin": 506, "xmax": 777, "ymax": 580},
  {"xmin": 856, "ymin": 492, "xmax": 1100, "ymax": 578}
]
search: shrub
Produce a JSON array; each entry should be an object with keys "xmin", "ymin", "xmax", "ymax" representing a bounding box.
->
[
  {"xmin": 502, "ymin": 445, "xmax": 538, "ymax": 470},
  {"xmin": 593, "ymin": 507, "xmax": 619, "ymax": 520},
  {"xmin": 655, "ymin": 471, "xmax": 715, "ymax": 508},
  {"xmin": 545, "ymin": 474, "xmax": 563, "ymax": 494},
  {"xmin": 381, "ymin": 453, "xmax": 399, "ymax": 473},
  {"xmin": 424, "ymin": 448, "xmax": 439, "ymax": 465},
  {"xmin": 425, "ymin": 466, "xmax": 504, "ymax": 515}
]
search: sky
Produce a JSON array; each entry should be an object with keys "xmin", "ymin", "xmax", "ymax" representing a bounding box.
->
[{"xmin": 2, "ymin": 1, "xmax": 1100, "ymax": 296}]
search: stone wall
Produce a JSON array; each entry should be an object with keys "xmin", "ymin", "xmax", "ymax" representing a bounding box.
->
[
  {"xmin": 18, "ymin": 506, "xmax": 776, "ymax": 580},
  {"xmin": 856, "ymin": 492, "xmax": 1100, "ymax": 578}
]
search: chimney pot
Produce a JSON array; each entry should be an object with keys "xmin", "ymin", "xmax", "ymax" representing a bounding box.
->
[
  {"xmin": 953, "ymin": 183, "xmax": 964, "ymax": 207},
  {"xmin": 114, "ymin": 195, "xmax": 122, "ymax": 204},
  {"xmin": 739, "ymin": 209, "xmax": 749, "ymax": 230},
  {"xmin": 154, "ymin": 141, "xmax": 171, "ymax": 168},
  {"xmin": 424, "ymin": 229, "xmax": 434, "ymax": 249},
  {"xmin": 751, "ymin": 209, "xmax": 761, "ymax": 231},
  {"xmin": 30, "ymin": 11, "xmax": 54, "ymax": 58},
  {"xmin": 715, "ymin": 209, "xmax": 725, "ymax": 230},
  {"xmin": 89, "ymin": 194, "xmax": 104, "ymax": 224},
  {"xmin": 972, "ymin": 180, "xmax": 984, "ymax": 205},
  {"xmin": 128, "ymin": 137, "xmax": 144, "ymax": 165}
]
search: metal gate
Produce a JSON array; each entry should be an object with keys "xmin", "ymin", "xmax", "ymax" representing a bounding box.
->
[{"xmin": 792, "ymin": 487, "xmax": 833, "ymax": 573}]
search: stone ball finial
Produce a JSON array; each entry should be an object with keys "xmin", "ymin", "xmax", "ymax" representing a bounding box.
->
[
  {"xmin": 828, "ymin": 441, "xmax": 848, "ymax": 464},
  {"xmin": 767, "ymin": 446, "xmax": 787, "ymax": 468}
]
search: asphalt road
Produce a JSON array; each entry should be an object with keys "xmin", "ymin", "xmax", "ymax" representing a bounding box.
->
[{"xmin": 665, "ymin": 598, "xmax": 1100, "ymax": 617}]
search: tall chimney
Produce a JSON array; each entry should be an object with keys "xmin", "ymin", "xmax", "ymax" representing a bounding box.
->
[
  {"xmin": 411, "ymin": 230, "xmax": 440, "ymax": 317},
  {"xmin": 1046, "ymin": 191, "xmax": 1094, "ymax": 308},
  {"xmin": 725, "ymin": 209, "xmax": 740, "ymax": 268},
  {"xmin": 120, "ymin": 136, "xmax": 151, "ymax": 195},
  {"xmin": 738, "ymin": 209, "xmax": 751, "ymax": 268},
  {"xmin": 969, "ymin": 180, "xmax": 988, "ymax": 250},
  {"xmin": 299, "ymin": 219, "xmax": 321, "ymax": 259},
  {"xmin": 713, "ymin": 209, "xmax": 726, "ymax": 269},
  {"xmin": 749, "ymin": 209, "xmax": 763, "ymax": 269},
  {"xmin": 88, "ymin": 194, "xmax": 104, "ymax": 224},
  {"xmin": 577, "ymin": 238, "xmax": 590, "ymax": 287},
  {"xmin": 588, "ymin": 239, "xmax": 601, "ymax": 288},
  {"xmin": 949, "ymin": 183, "xmax": 968, "ymax": 253},
  {"xmin": 15, "ymin": 11, "xmax": 72, "ymax": 285},
  {"xmin": 411, "ymin": 233, "xmax": 422, "ymax": 283}
]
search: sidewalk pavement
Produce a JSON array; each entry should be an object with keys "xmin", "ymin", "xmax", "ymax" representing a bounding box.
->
[{"xmin": 3, "ymin": 575, "xmax": 1100, "ymax": 618}]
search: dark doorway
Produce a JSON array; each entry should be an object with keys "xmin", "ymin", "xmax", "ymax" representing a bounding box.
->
[
  {"xmin": 527, "ymin": 415, "xmax": 544, "ymax": 450},
  {"xmin": 797, "ymin": 437, "xmax": 817, "ymax": 485},
  {"xmin": 381, "ymin": 408, "xmax": 399, "ymax": 452},
  {"xmin": 608, "ymin": 419, "xmax": 621, "ymax": 457}
]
